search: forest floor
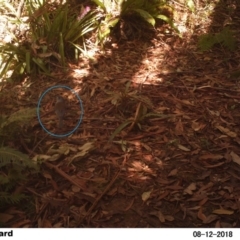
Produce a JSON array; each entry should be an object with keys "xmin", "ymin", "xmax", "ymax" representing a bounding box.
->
[{"xmin": 2, "ymin": 0, "xmax": 240, "ymax": 227}]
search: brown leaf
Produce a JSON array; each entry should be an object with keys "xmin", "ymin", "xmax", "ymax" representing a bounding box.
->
[
  {"xmin": 223, "ymin": 186, "xmax": 233, "ymax": 193},
  {"xmin": 178, "ymin": 144, "xmax": 191, "ymax": 151},
  {"xmin": 157, "ymin": 211, "xmax": 165, "ymax": 223},
  {"xmin": 143, "ymin": 154, "xmax": 154, "ymax": 161},
  {"xmin": 142, "ymin": 190, "xmax": 152, "ymax": 202},
  {"xmin": 181, "ymin": 99, "xmax": 194, "ymax": 106},
  {"xmin": 198, "ymin": 170, "xmax": 211, "ymax": 180},
  {"xmin": 204, "ymin": 161, "xmax": 225, "ymax": 168},
  {"xmin": 215, "ymin": 220, "xmax": 221, "ymax": 228},
  {"xmin": 42, "ymin": 219, "xmax": 52, "ymax": 227},
  {"xmin": 71, "ymin": 185, "xmax": 81, "ymax": 193},
  {"xmin": 203, "ymin": 214, "xmax": 218, "ymax": 224},
  {"xmin": 158, "ymin": 190, "xmax": 169, "ymax": 200},
  {"xmin": 42, "ymin": 171, "xmax": 52, "ymax": 179},
  {"xmin": 230, "ymin": 151, "xmax": 240, "ymax": 165},
  {"xmin": 168, "ymin": 168, "xmax": 178, "ymax": 176},
  {"xmin": 175, "ymin": 120, "xmax": 184, "ymax": 135},
  {"xmin": 200, "ymin": 154, "xmax": 223, "ymax": 160},
  {"xmin": 184, "ymin": 182, "xmax": 197, "ymax": 195},
  {"xmin": 215, "ymin": 125, "xmax": 237, "ymax": 138},
  {"xmin": 70, "ymin": 142, "xmax": 95, "ymax": 163},
  {"xmin": 212, "ymin": 209, "xmax": 234, "ymax": 215},
  {"xmin": 197, "ymin": 207, "xmax": 207, "ymax": 221},
  {"xmin": 191, "ymin": 121, "xmax": 206, "ymax": 131},
  {"xmin": 165, "ymin": 215, "xmax": 175, "ymax": 221},
  {"xmin": 53, "ymin": 222, "xmax": 63, "ymax": 227},
  {"xmin": 199, "ymin": 197, "xmax": 208, "ymax": 206},
  {"xmin": 197, "ymin": 182, "xmax": 213, "ymax": 192}
]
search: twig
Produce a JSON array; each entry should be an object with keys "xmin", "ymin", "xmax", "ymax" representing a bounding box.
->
[
  {"xmin": 128, "ymin": 102, "xmax": 142, "ymax": 132},
  {"xmin": 77, "ymin": 169, "xmax": 121, "ymax": 226},
  {"xmin": 44, "ymin": 162, "xmax": 88, "ymax": 191}
]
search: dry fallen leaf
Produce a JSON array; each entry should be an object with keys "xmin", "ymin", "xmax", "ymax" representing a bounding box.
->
[
  {"xmin": 230, "ymin": 151, "xmax": 240, "ymax": 165},
  {"xmin": 168, "ymin": 168, "xmax": 178, "ymax": 176},
  {"xmin": 203, "ymin": 214, "xmax": 218, "ymax": 224},
  {"xmin": 178, "ymin": 144, "xmax": 191, "ymax": 151},
  {"xmin": 197, "ymin": 207, "xmax": 207, "ymax": 221},
  {"xmin": 215, "ymin": 125, "xmax": 237, "ymax": 138},
  {"xmin": 157, "ymin": 211, "xmax": 165, "ymax": 223},
  {"xmin": 184, "ymin": 182, "xmax": 197, "ymax": 195},
  {"xmin": 165, "ymin": 215, "xmax": 175, "ymax": 221},
  {"xmin": 149, "ymin": 210, "xmax": 165, "ymax": 223},
  {"xmin": 71, "ymin": 185, "xmax": 81, "ymax": 193},
  {"xmin": 191, "ymin": 121, "xmax": 206, "ymax": 131},
  {"xmin": 212, "ymin": 209, "xmax": 234, "ymax": 215},
  {"xmin": 42, "ymin": 171, "xmax": 52, "ymax": 179},
  {"xmin": 142, "ymin": 190, "xmax": 152, "ymax": 202},
  {"xmin": 175, "ymin": 120, "xmax": 184, "ymax": 135},
  {"xmin": 200, "ymin": 154, "xmax": 223, "ymax": 160},
  {"xmin": 32, "ymin": 154, "xmax": 51, "ymax": 162},
  {"xmin": 69, "ymin": 142, "xmax": 95, "ymax": 164},
  {"xmin": 215, "ymin": 220, "xmax": 221, "ymax": 228}
]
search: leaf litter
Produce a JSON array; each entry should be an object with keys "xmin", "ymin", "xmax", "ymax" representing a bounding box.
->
[{"xmin": 2, "ymin": 0, "xmax": 240, "ymax": 228}]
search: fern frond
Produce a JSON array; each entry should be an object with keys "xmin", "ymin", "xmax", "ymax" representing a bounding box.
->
[
  {"xmin": 216, "ymin": 27, "xmax": 236, "ymax": 51},
  {"xmin": 0, "ymin": 108, "xmax": 36, "ymax": 129},
  {"xmin": 198, "ymin": 33, "xmax": 217, "ymax": 51},
  {"xmin": 0, "ymin": 192, "xmax": 26, "ymax": 205},
  {"xmin": 198, "ymin": 27, "xmax": 236, "ymax": 52},
  {"xmin": 0, "ymin": 147, "xmax": 39, "ymax": 170},
  {"xmin": 0, "ymin": 174, "xmax": 9, "ymax": 184}
]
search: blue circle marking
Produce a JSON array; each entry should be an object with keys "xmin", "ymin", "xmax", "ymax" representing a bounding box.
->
[{"xmin": 37, "ymin": 85, "xmax": 84, "ymax": 137}]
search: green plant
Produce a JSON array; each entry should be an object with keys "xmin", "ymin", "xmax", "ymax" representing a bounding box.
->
[
  {"xmin": 0, "ymin": 108, "xmax": 36, "ymax": 141},
  {"xmin": 0, "ymin": 147, "xmax": 38, "ymax": 171},
  {"xmin": 186, "ymin": 0, "xmax": 195, "ymax": 12},
  {"xmin": 105, "ymin": 82, "xmax": 174, "ymax": 141},
  {"xmin": 0, "ymin": 106, "xmax": 39, "ymax": 217},
  {"xmin": 92, "ymin": 0, "xmax": 176, "ymax": 43},
  {"xmin": 198, "ymin": 27, "xmax": 236, "ymax": 51},
  {"xmin": 0, "ymin": 147, "xmax": 39, "ymax": 218},
  {"xmin": 0, "ymin": 0, "xmax": 98, "ymax": 79}
]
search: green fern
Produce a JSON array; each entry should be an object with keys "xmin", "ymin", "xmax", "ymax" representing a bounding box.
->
[
  {"xmin": 198, "ymin": 33, "xmax": 217, "ymax": 51},
  {"xmin": 0, "ymin": 192, "xmax": 26, "ymax": 205},
  {"xmin": 198, "ymin": 27, "xmax": 236, "ymax": 51},
  {"xmin": 0, "ymin": 108, "xmax": 36, "ymax": 141},
  {"xmin": 0, "ymin": 146, "xmax": 39, "ymax": 211},
  {"xmin": 216, "ymin": 27, "xmax": 236, "ymax": 51},
  {"xmin": 0, "ymin": 147, "xmax": 38, "ymax": 170}
]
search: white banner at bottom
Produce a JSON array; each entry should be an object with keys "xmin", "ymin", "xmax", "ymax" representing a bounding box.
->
[{"xmin": 1, "ymin": 228, "xmax": 240, "ymax": 240}]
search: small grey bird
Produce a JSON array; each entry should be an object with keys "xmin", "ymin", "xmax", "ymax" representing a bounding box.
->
[{"xmin": 55, "ymin": 96, "xmax": 66, "ymax": 128}]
